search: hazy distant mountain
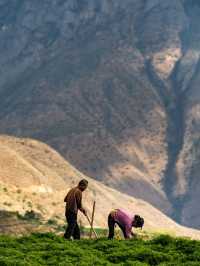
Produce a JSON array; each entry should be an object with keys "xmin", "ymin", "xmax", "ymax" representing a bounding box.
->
[{"xmin": 0, "ymin": 0, "xmax": 200, "ymax": 228}]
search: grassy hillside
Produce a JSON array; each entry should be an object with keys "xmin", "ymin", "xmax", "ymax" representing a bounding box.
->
[{"xmin": 1, "ymin": 233, "xmax": 200, "ymax": 266}]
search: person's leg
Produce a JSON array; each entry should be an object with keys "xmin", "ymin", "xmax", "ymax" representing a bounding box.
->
[
  {"xmin": 64, "ymin": 212, "xmax": 77, "ymax": 239},
  {"xmin": 108, "ymin": 214, "xmax": 115, "ymax": 239},
  {"xmin": 73, "ymin": 222, "xmax": 81, "ymax": 240}
]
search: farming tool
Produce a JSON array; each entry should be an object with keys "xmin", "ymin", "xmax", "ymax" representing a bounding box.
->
[{"xmin": 85, "ymin": 201, "xmax": 98, "ymax": 239}]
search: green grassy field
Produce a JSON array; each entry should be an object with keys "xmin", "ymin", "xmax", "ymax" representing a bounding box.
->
[{"xmin": 0, "ymin": 233, "xmax": 200, "ymax": 266}]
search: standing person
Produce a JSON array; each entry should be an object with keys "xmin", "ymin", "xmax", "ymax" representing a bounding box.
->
[
  {"xmin": 64, "ymin": 179, "xmax": 88, "ymax": 240},
  {"xmin": 108, "ymin": 209, "xmax": 144, "ymax": 239}
]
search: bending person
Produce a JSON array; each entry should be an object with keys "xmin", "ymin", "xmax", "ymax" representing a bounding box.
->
[
  {"xmin": 108, "ymin": 209, "xmax": 144, "ymax": 239},
  {"xmin": 64, "ymin": 179, "xmax": 88, "ymax": 240}
]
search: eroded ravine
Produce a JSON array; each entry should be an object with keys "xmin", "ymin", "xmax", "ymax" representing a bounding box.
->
[{"xmin": 164, "ymin": 65, "xmax": 186, "ymax": 223}]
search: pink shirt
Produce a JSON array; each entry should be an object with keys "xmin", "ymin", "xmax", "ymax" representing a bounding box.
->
[{"xmin": 112, "ymin": 209, "xmax": 134, "ymax": 238}]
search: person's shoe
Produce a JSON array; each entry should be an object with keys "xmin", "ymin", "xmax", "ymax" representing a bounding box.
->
[{"xmin": 64, "ymin": 235, "xmax": 73, "ymax": 240}]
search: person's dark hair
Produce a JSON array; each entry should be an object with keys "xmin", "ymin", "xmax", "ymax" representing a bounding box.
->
[
  {"xmin": 78, "ymin": 179, "xmax": 88, "ymax": 188},
  {"xmin": 134, "ymin": 215, "xmax": 144, "ymax": 229}
]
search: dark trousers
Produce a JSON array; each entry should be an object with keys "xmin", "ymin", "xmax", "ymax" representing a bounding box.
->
[
  {"xmin": 108, "ymin": 214, "xmax": 127, "ymax": 239},
  {"xmin": 64, "ymin": 211, "xmax": 80, "ymax": 240}
]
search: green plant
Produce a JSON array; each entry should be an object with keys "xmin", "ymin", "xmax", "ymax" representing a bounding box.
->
[
  {"xmin": 47, "ymin": 219, "xmax": 57, "ymax": 226},
  {"xmin": 0, "ymin": 234, "xmax": 200, "ymax": 265}
]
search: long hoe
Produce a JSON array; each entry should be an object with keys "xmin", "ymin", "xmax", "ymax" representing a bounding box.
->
[
  {"xmin": 85, "ymin": 201, "xmax": 98, "ymax": 239},
  {"xmin": 86, "ymin": 214, "xmax": 98, "ymax": 239}
]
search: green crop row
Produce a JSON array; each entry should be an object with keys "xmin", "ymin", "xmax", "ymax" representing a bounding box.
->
[{"xmin": 0, "ymin": 233, "xmax": 200, "ymax": 265}]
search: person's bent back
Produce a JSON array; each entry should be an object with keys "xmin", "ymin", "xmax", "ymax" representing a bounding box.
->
[{"xmin": 108, "ymin": 209, "xmax": 144, "ymax": 239}]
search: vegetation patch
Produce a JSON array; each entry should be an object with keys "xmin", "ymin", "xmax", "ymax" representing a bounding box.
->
[
  {"xmin": 0, "ymin": 234, "xmax": 200, "ymax": 265},
  {"xmin": 17, "ymin": 210, "xmax": 42, "ymax": 222}
]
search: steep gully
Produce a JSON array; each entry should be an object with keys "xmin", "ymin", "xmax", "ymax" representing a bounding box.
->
[
  {"xmin": 164, "ymin": 64, "xmax": 185, "ymax": 223},
  {"xmin": 163, "ymin": 0, "xmax": 200, "ymax": 224},
  {"xmin": 146, "ymin": 59, "xmax": 186, "ymax": 223}
]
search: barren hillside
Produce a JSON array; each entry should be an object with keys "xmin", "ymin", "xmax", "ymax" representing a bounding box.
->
[{"xmin": 1, "ymin": 135, "xmax": 200, "ymax": 239}]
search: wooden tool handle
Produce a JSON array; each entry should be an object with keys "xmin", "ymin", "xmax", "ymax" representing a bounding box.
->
[{"xmin": 86, "ymin": 213, "xmax": 98, "ymax": 239}]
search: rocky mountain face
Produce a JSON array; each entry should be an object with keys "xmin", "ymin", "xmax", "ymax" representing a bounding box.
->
[{"xmin": 0, "ymin": 0, "xmax": 200, "ymax": 228}]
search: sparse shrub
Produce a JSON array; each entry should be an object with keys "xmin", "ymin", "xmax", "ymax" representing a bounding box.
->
[
  {"xmin": 47, "ymin": 219, "xmax": 57, "ymax": 226},
  {"xmin": 20, "ymin": 210, "xmax": 41, "ymax": 221},
  {"xmin": 56, "ymin": 224, "xmax": 65, "ymax": 232},
  {"xmin": 3, "ymin": 202, "xmax": 12, "ymax": 207},
  {"xmin": 27, "ymin": 201, "xmax": 33, "ymax": 208},
  {"xmin": 0, "ymin": 210, "xmax": 17, "ymax": 219}
]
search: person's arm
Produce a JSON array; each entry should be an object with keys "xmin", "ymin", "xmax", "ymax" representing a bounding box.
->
[
  {"xmin": 75, "ymin": 190, "xmax": 87, "ymax": 216},
  {"xmin": 64, "ymin": 195, "xmax": 68, "ymax": 202},
  {"xmin": 123, "ymin": 225, "xmax": 132, "ymax": 239},
  {"xmin": 131, "ymin": 231, "xmax": 137, "ymax": 238}
]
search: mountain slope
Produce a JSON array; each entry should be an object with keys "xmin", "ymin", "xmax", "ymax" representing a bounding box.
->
[
  {"xmin": 0, "ymin": 0, "xmax": 200, "ymax": 227},
  {"xmin": 1, "ymin": 135, "xmax": 200, "ymax": 239},
  {"xmin": 0, "ymin": 135, "xmax": 169, "ymax": 229}
]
